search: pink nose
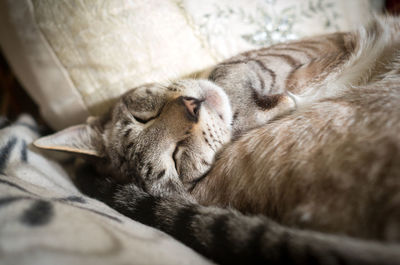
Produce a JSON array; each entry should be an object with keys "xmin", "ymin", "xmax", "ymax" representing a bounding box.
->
[{"xmin": 182, "ymin": 97, "xmax": 202, "ymax": 121}]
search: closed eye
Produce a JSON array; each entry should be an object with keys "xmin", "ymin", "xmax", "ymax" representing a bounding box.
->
[
  {"xmin": 133, "ymin": 116, "xmax": 151, "ymax": 124},
  {"xmin": 132, "ymin": 103, "xmax": 166, "ymax": 124}
]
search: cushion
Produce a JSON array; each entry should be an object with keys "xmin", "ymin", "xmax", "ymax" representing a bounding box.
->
[{"xmin": 0, "ymin": 0, "xmax": 382, "ymax": 130}]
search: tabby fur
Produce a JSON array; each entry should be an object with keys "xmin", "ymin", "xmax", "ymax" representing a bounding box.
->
[{"xmin": 35, "ymin": 15, "xmax": 400, "ymax": 264}]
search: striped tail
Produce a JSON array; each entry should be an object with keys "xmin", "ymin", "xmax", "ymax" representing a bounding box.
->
[{"xmin": 112, "ymin": 184, "xmax": 400, "ymax": 265}]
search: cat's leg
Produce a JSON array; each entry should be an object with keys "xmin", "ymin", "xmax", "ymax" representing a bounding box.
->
[{"xmin": 110, "ymin": 184, "xmax": 400, "ymax": 265}]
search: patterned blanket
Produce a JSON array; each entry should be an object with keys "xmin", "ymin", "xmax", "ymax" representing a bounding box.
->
[{"xmin": 0, "ymin": 115, "xmax": 211, "ymax": 265}]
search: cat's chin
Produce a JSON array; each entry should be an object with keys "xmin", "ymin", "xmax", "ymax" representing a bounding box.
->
[{"xmin": 198, "ymin": 80, "xmax": 233, "ymax": 127}]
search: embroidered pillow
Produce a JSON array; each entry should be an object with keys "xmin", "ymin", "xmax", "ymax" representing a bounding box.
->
[{"xmin": 0, "ymin": 0, "xmax": 381, "ymax": 129}]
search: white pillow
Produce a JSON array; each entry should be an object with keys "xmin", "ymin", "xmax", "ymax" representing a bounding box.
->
[{"xmin": 0, "ymin": 0, "xmax": 380, "ymax": 129}]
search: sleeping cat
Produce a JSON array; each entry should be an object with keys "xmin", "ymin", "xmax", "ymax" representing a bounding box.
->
[{"xmin": 35, "ymin": 15, "xmax": 400, "ymax": 264}]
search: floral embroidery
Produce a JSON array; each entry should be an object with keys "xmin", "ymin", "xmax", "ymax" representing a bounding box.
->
[
  {"xmin": 177, "ymin": 0, "xmax": 377, "ymax": 62},
  {"xmin": 187, "ymin": 0, "xmax": 342, "ymax": 48}
]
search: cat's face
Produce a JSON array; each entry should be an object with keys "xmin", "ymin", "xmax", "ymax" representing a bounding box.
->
[{"xmin": 35, "ymin": 79, "xmax": 233, "ymax": 198}]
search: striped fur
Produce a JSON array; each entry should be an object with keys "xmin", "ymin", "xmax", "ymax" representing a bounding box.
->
[
  {"xmin": 35, "ymin": 15, "xmax": 400, "ymax": 264},
  {"xmin": 191, "ymin": 15, "xmax": 400, "ymax": 241},
  {"xmin": 111, "ymin": 184, "xmax": 400, "ymax": 265}
]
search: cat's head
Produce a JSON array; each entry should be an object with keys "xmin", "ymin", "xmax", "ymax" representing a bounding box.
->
[{"xmin": 34, "ymin": 79, "xmax": 232, "ymax": 199}]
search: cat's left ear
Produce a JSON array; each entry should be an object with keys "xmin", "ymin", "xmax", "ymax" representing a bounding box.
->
[{"xmin": 34, "ymin": 124, "xmax": 103, "ymax": 157}]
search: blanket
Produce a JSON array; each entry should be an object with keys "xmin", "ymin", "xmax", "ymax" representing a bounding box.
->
[{"xmin": 0, "ymin": 115, "xmax": 211, "ymax": 265}]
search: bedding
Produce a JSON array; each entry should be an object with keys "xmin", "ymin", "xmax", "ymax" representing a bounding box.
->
[{"xmin": 0, "ymin": 115, "xmax": 211, "ymax": 265}]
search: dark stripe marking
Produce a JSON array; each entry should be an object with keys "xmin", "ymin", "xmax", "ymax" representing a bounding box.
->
[
  {"xmin": 156, "ymin": 169, "xmax": 166, "ymax": 180},
  {"xmin": 261, "ymin": 53, "xmax": 300, "ymax": 67},
  {"xmin": 20, "ymin": 200, "xmax": 54, "ymax": 226},
  {"xmin": 168, "ymin": 204, "xmax": 208, "ymax": 254},
  {"xmin": 120, "ymin": 193, "xmax": 158, "ymax": 227},
  {"xmin": 252, "ymin": 92, "xmax": 282, "ymax": 110},
  {"xmin": 233, "ymin": 111, "xmax": 239, "ymax": 121},
  {"xmin": 204, "ymin": 137, "xmax": 214, "ymax": 151},
  {"xmin": 201, "ymin": 159, "xmax": 210, "ymax": 166},
  {"xmin": 269, "ymin": 47, "xmax": 314, "ymax": 58},
  {"xmin": 145, "ymin": 165, "xmax": 153, "ymax": 180},
  {"xmin": 285, "ymin": 63, "xmax": 304, "ymax": 90},
  {"xmin": 255, "ymin": 71, "xmax": 266, "ymax": 90},
  {"xmin": 0, "ymin": 137, "xmax": 18, "ymax": 173},
  {"xmin": 21, "ymin": 140, "xmax": 28, "ymax": 162},
  {"xmin": 122, "ymin": 119, "xmax": 130, "ymax": 126},
  {"xmin": 124, "ymin": 128, "xmax": 132, "ymax": 138},
  {"xmin": 126, "ymin": 142, "xmax": 134, "ymax": 149},
  {"xmin": 210, "ymin": 214, "xmax": 232, "ymax": 260},
  {"xmin": 297, "ymin": 43, "xmax": 322, "ymax": 53},
  {"xmin": 56, "ymin": 196, "xmax": 86, "ymax": 203},
  {"xmin": 219, "ymin": 60, "xmax": 248, "ymax": 66},
  {"xmin": 252, "ymin": 60, "xmax": 276, "ymax": 90}
]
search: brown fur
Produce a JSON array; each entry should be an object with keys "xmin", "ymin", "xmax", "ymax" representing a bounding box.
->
[{"xmin": 35, "ymin": 15, "xmax": 400, "ymax": 242}]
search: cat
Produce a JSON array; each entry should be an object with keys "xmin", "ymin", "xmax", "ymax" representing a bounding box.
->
[{"xmin": 35, "ymin": 15, "xmax": 400, "ymax": 264}]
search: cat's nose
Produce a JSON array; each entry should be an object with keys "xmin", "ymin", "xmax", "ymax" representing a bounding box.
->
[{"xmin": 181, "ymin": 96, "xmax": 203, "ymax": 121}]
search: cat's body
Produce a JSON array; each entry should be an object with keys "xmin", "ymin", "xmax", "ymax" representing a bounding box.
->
[
  {"xmin": 192, "ymin": 20, "xmax": 400, "ymax": 241},
  {"xmin": 35, "ymin": 16, "xmax": 400, "ymax": 264},
  {"xmin": 189, "ymin": 16, "xmax": 400, "ymax": 241}
]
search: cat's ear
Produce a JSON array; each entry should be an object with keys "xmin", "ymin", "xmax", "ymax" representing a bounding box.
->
[{"xmin": 34, "ymin": 124, "xmax": 103, "ymax": 157}]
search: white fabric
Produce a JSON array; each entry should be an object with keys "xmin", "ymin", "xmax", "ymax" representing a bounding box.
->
[
  {"xmin": 0, "ymin": 0, "xmax": 89, "ymax": 129},
  {"xmin": 0, "ymin": 115, "xmax": 212, "ymax": 265},
  {"xmin": 0, "ymin": 0, "xmax": 380, "ymax": 130}
]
